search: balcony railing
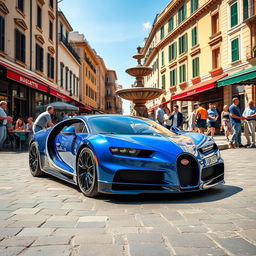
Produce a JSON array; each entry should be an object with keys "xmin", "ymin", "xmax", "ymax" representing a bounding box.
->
[
  {"xmin": 58, "ymin": 34, "xmax": 81, "ymax": 63},
  {"xmin": 246, "ymin": 46, "xmax": 256, "ymax": 61}
]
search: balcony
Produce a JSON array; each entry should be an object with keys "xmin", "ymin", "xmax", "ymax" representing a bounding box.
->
[
  {"xmin": 58, "ymin": 34, "xmax": 80, "ymax": 63},
  {"xmin": 246, "ymin": 46, "xmax": 256, "ymax": 63}
]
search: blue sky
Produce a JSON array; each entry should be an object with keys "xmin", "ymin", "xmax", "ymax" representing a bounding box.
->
[{"xmin": 59, "ymin": 0, "xmax": 170, "ymax": 114}]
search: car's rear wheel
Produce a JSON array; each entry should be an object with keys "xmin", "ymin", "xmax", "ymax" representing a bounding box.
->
[
  {"xmin": 29, "ymin": 142, "xmax": 44, "ymax": 177},
  {"xmin": 77, "ymin": 147, "xmax": 98, "ymax": 197}
]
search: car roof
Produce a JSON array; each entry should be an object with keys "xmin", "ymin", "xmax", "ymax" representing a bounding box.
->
[{"xmin": 75, "ymin": 114, "xmax": 142, "ymax": 121}]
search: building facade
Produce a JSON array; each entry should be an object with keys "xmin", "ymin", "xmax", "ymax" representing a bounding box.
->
[
  {"xmin": 143, "ymin": 0, "xmax": 256, "ymax": 118},
  {"xmin": 57, "ymin": 11, "xmax": 80, "ymax": 104}
]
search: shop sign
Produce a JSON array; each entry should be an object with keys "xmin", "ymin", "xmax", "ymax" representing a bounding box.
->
[{"xmin": 6, "ymin": 70, "xmax": 48, "ymax": 92}]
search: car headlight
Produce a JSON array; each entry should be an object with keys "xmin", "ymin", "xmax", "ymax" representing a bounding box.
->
[
  {"xmin": 199, "ymin": 143, "xmax": 217, "ymax": 154},
  {"xmin": 109, "ymin": 147, "xmax": 154, "ymax": 157}
]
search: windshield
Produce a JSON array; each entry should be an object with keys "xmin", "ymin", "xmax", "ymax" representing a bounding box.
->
[{"xmin": 88, "ymin": 116, "xmax": 176, "ymax": 136}]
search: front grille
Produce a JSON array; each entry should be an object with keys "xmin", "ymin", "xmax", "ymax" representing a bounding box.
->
[
  {"xmin": 177, "ymin": 154, "xmax": 199, "ymax": 188},
  {"xmin": 113, "ymin": 170, "xmax": 164, "ymax": 184},
  {"xmin": 112, "ymin": 184, "xmax": 165, "ymax": 191},
  {"xmin": 201, "ymin": 163, "xmax": 224, "ymax": 181}
]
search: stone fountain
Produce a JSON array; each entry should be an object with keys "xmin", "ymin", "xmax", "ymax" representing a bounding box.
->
[{"xmin": 116, "ymin": 46, "xmax": 163, "ymax": 117}]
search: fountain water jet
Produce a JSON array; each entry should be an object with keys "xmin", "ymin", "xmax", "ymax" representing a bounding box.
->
[{"xmin": 116, "ymin": 46, "xmax": 163, "ymax": 117}]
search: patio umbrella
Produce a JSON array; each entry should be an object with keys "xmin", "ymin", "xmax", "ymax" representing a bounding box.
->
[{"xmin": 36, "ymin": 101, "xmax": 79, "ymax": 112}]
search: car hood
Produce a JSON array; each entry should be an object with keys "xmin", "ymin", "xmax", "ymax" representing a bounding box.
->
[{"xmin": 100, "ymin": 133, "xmax": 199, "ymax": 155}]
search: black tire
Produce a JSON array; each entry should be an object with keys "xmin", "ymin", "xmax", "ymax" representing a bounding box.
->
[
  {"xmin": 77, "ymin": 147, "xmax": 98, "ymax": 197},
  {"xmin": 29, "ymin": 142, "xmax": 44, "ymax": 177}
]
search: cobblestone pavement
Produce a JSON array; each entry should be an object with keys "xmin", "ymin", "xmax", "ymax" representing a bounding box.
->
[{"xmin": 0, "ymin": 149, "xmax": 255, "ymax": 256}]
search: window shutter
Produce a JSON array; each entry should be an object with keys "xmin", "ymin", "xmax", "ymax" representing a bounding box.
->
[
  {"xmin": 230, "ymin": 3, "xmax": 238, "ymax": 27},
  {"xmin": 41, "ymin": 47, "xmax": 44, "ymax": 72},
  {"xmin": 51, "ymin": 57, "xmax": 54, "ymax": 78},
  {"xmin": 169, "ymin": 45, "xmax": 171, "ymax": 61},
  {"xmin": 243, "ymin": 0, "xmax": 249, "ymax": 20},
  {"xmin": 21, "ymin": 33, "xmax": 25, "ymax": 63},
  {"xmin": 47, "ymin": 53, "xmax": 50, "ymax": 77},
  {"xmin": 173, "ymin": 42, "xmax": 177, "ymax": 58},
  {"xmin": 231, "ymin": 38, "xmax": 239, "ymax": 62},
  {"xmin": 184, "ymin": 33, "xmax": 187, "ymax": 52}
]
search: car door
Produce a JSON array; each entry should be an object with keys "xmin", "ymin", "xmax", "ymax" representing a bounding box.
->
[{"xmin": 55, "ymin": 120, "xmax": 85, "ymax": 170}]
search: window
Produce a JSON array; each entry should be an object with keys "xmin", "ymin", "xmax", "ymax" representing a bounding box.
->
[
  {"xmin": 192, "ymin": 57, "xmax": 199, "ymax": 77},
  {"xmin": 37, "ymin": 5, "xmax": 42, "ymax": 29},
  {"xmin": 65, "ymin": 67, "xmax": 69, "ymax": 90},
  {"xmin": 243, "ymin": 0, "xmax": 249, "ymax": 20},
  {"xmin": 230, "ymin": 2, "xmax": 238, "ymax": 28},
  {"xmin": 47, "ymin": 53, "xmax": 54, "ymax": 79},
  {"xmin": 0, "ymin": 16, "xmax": 5, "ymax": 52},
  {"xmin": 160, "ymin": 26, "xmax": 165, "ymax": 40},
  {"xmin": 170, "ymin": 69, "xmax": 177, "ymax": 87},
  {"xmin": 15, "ymin": 29, "xmax": 26, "ymax": 63},
  {"xmin": 36, "ymin": 44, "xmax": 44, "ymax": 72},
  {"xmin": 73, "ymin": 74, "xmax": 76, "ymax": 95},
  {"xmin": 178, "ymin": 5, "xmax": 186, "ymax": 24},
  {"xmin": 168, "ymin": 17, "xmax": 174, "ymax": 33},
  {"xmin": 179, "ymin": 64, "xmax": 186, "ymax": 83},
  {"xmin": 211, "ymin": 13, "xmax": 219, "ymax": 35},
  {"xmin": 49, "ymin": 21, "xmax": 53, "ymax": 41},
  {"xmin": 161, "ymin": 51, "xmax": 165, "ymax": 66},
  {"xmin": 231, "ymin": 38, "xmax": 239, "ymax": 62},
  {"xmin": 76, "ymin": 78, "xmax": 79, "ymax": 96},
  {"xmin": 49, "ymin": 0, "xmax": 54, "ymax": 8},
  {"xmin": 168, "ymin": 42, "xmax": 177, "ymax": 61},
  {"xmin": 69, "ymin": 70, "xmax": 72, "ymax": 92},
  {"xmin": 60, "ymin": 63, "xmax": 64, "ymax": 87},
  {"xmin": 178, "ymin": 33, "xmax": 187, "ymax": 54},
  {"xmin": 212, "ymin": 48, "xmax": 220, "ymax": 69},
  {"xmin": 191, "ymin": 27, "xmax": 197, "ymax": 47},
  {"xmin": 17, "ymin": 0, "xmax": 24, "ymax": 12},
  {"xmin": 191, "ymin": 0, "xmax": 198, "ymax": 13},
  {"xmin": 161, "ymin": 74, "xmax": 166, "ymax": 89}
]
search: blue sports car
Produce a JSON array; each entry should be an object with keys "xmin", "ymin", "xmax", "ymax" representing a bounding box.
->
[{"xmin": 29, "ymin": 115, "xmax": 224, "ymax": 197}]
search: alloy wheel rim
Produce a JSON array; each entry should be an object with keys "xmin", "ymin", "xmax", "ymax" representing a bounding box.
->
[
  {"xmin": 29, "ymin": 144, "xmax": 38, "ymax": 172},
  {"xmin": 78, "ymin": 150, "xmax": 95, "ymax": 192}
]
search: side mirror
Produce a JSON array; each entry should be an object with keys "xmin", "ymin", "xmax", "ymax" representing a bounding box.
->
[
  {"xmin": 60, "ymin": 126, "xmax": 76, "ymax": 136},
  {"xmin": 171, "ymin": 126, "xmax": 180, "ymax": 133}
]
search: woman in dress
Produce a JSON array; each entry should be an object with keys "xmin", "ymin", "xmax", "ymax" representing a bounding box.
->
[
  {"xmin": 163, "ymin": 108, "xmax": 172, "ymax": 130},
  {"xmin": 221, "ymin": 105, "xmax": 233, "ymax": 141},
  {"xmin": 15, "ymin": 118, "xmax": 25, "ymax": 130}
]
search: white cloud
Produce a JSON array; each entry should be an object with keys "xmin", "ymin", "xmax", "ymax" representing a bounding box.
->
[{"xmin": 143, "ymin": 22, "xmax": 151, "ymax": 30}]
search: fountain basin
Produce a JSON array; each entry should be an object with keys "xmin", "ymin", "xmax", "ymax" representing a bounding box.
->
[
  {"xmin": 125, "ymin": 66, "xmax": 153, "ymax": 77},
  {"xmin": 116, "ymin": 87, "xmax": 163, "ymax": 102}
]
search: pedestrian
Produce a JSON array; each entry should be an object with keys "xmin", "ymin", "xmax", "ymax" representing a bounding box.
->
[
  {"xmin": 187, "ymin": 107, "xmax": 196, "ymax": 132},
  {"xmin": 163, "ymin": 108, "xmax": 172, "ymax": 129},
  {"xmin": 206, "ymin": 103, "xmax": 219, "ymax": 138},
  {"xmin": 25, "ymin": 117, "xmax": 34, "ymax": 131},
  {"xmin": 195, "ymin": 103, "xmax": 207, "ymax": 134},
  {"xmin": 169, "ymin": 105, "xmax": 183, "ymax": 129},
  {"xmin": 156, "ymin": 104, "xmax": 165, "ymax": 125},
  {"xmin": 0, "ymin": 101, "xmax": 13, "ymax": 149},
  {"xmin": 33, "ymin": 106, "xmax": 55, "ymax": 133},
  {"xmin": 243, "ymin": 100, "xmax": 256, "ymax": 148},
  {"xmin": 221, "ymin": 105, "xmax": 233, "ymax": 141},
  {"xmin": 228, "ymin": 97, "xmax": 245, "ymax": 149}
]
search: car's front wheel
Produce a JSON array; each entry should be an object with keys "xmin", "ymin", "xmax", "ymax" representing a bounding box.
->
[
  {"xmin": 77, "ymin": 147, "xmax": 98, "ymax": 197},
  {"xmin": 29, "ymin": 142, "xmax": 44, "ymax": 177}
]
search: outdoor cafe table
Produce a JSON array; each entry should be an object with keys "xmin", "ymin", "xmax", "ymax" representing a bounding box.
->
[{"xmin": 8, "ymin": 130, "xmax": 33, "ymax": 150}]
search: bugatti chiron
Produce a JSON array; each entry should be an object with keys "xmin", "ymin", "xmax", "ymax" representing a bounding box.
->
[{"xmin": 29, "ymin": 115, "xmax": 224, "ymax": 197}]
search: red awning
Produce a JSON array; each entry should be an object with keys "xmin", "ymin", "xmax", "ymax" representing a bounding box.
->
[
  {"xmin": 148, "ymin": 99, "xmax": 170, "ymax": 111},
  {"xmin": 49, "ymin": 88, "xmax": 71, "ymax": 101},
  {"xmin": 6, "ymin": 69, "xmax": 48, "ymax": 93},
  {"xmin": 72, "ymin": 100, "xmax": 93, "ymax": 112},
  {"xmin": 171, "ymin": 73, "xmax": 228, "ymax": 101}
]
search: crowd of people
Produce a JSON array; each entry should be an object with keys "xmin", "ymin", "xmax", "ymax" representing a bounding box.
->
[
  {"xmin": 150, "ymin": 97, "xmax": 256, "ymax": 149},
  {"xmin": 0, "ymin": 98, "xmax": 256, "ymax": 150}
]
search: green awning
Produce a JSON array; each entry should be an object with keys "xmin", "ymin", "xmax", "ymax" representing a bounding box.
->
[{"xmin": 217, "ymin": 66, "xmax": 256, "ymax": 87}]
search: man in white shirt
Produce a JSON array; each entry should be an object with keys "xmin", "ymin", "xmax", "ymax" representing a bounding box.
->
[{"xmin": 0, "ymin": 101, "xmax": 13, "ymax": 148}]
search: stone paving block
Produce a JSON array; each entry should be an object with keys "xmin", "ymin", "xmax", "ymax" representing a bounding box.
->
[
  {"xmin": 239, "ymin": 229, "xmax": 256, "ymax": 243},
  {"xmin": 32, "ymin": 236, "xmax": 71, "ymax": 246},
  {"xmin": 7, "ymin": 220, "xmax": 45, "ymax": 228},
  {"xmin": 0, "ymin": 247, "xmax": 25, "ymax": 256},
  {"xmin": 11, "ymin": 208, "xmax": 41, "ymax": 215},
  {"xmin": 0, "ymin": 228, "xmax": 22, "ymax": 238},
  {"xmin": 76, "ymin": 221, "xmax": 106, "ymax": 228},
  {"xmin": 78, "ymin": 216, "xmax": 108, "ymax": 222},
  {"xmin": 37, "ymin": 209, "xmax": 70, "ymax": 216},
  {"xmin": 173, "ymin": 247, "xmax": 227, "ymax": 256},
  {"xmin": 165, "ymin": 233, "xmax": 216, "ymax": 248},
  {"xmin": 177, "ymin": 224, "xmax": 208, "ymax": 233},
  {"xmin": 67, "ymin": 210, "xmax": 97, "ymax": 216},
  {"xmin": 108, "ymin": 227, "xmax": 139, "ymax": 235},
  {"xmin": 72, "ymin": 234, "xmax": 113, "ymax": 245},
  {"xmin": 41, "ymin": 221, "xmax": 77, "ymax": 228},
  {"xmin": 128, "ymin": 243, "xmax": 170, "ymax": 256},
  {"xmin": 77, "ymin": 244, "xmax": 124, "ymax": 256},
  {"xmin": 61, "ymin": 203, "xmax": 94, "ymax": 210},
  {"xmin": 0, "ymin": 236, "xmax": 36, "ymax": 247},
  {"xmin": 206, "ymin": 223, "xmax": 239, "ymax": 232},
  {"xmin": 126, "ymin": 233, "xmax": 163, "ymax": 243},
  {"xmin": 234, "ymin": 219, "xmax": 256, "ymax": 229},
  {"xmin": 17, "ymin": 228, "xmax": 54, "ymax": 237},
  {"xmin": 54, "ymin": 228, "xmax": 105, "ymax": 236},
  {"xmin": 209, "ymin": 234, "xmax": 256, "ymax": 255},
  {"xmin": 20, "ymin": 245, "xmax": 71, "ymax": 256}
]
